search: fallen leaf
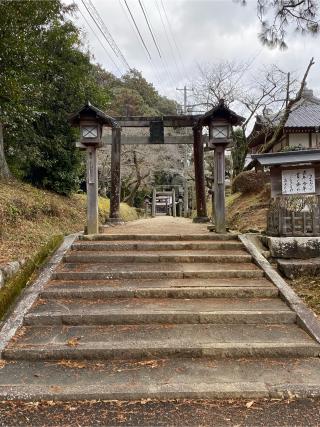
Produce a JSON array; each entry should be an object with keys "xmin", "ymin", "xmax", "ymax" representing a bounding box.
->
[
  {"xmin": 25, "ymin": 402, "xmax": 40, "ymax": 407},
  {"xmin": 287, "ymin": 390, "xmax": 296, "ymax": 401},
  {"xmin": 50, "ymin": 385, "xmax": 62, "ymax": 393},
  {"xmin": 57, "ymin": 360, "xmax": 86, "ymax": 369},
  {"xmin": 246, "ymin": 400, "xmax": 255, "ymax": 408},
  {"xmin": 67, "ymin": 337, "xmax": 81, "ymax": 347}
]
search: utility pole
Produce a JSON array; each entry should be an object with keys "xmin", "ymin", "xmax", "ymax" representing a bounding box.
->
[{"xmin": 176, "ymin": 85, "xmax": 193, "ymax": 218}]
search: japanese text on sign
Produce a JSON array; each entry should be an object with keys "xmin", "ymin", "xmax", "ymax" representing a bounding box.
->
[{"xmin": 282, "ymin": 168, "xmax": 315, "ymax": 194}]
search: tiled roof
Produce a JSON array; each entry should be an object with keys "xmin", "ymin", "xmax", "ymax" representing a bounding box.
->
[
  {"xmin": 252, "ymin": 149, "xmax": 320, "ymax": 166},
  {"xmin": 254, "ymin": 87, "xmax": 320, "ymax": 130},
  {"xmin": 285, "ymin": 103, "xmax": 320, "ymax": 128}
]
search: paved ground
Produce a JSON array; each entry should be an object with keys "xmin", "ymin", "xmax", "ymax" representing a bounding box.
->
[
  {"xmin": 0, "ymin": 398, "xmax": 320, "ymax": 426},
  {"xmin": 103, "ymin": 217, "xmax": 211, "ymax": 235}
]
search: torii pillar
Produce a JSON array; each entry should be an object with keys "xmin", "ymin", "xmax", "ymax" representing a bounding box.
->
[
  {"xmin": 193, "ymin": 125, "xmax": 209, "ymax": 223},
  {"xmin": 108, "ymin": 126, "xmax": 123, "ymax": 224}
]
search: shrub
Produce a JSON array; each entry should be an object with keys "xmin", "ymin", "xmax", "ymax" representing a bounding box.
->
[{"xmin": 232, "ymin": 171, "xmax": 269, "ymax": 194}]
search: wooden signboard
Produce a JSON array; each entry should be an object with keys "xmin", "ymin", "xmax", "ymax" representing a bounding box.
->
[{"xmin": 282, "ymin": 168, "xmax": 315, "ymax": 195}]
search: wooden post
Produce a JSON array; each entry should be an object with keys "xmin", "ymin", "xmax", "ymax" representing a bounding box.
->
[
  {"xmin": 183, "ymin": 145, "xmax": 189, "ymax": 217},
  {"xmin": 213, "ymin": 144, "xmax": 227, "ymax": 233},
  {"xmin": 109, "ymin": 127, "xmax": 122, "ymax": 223},
  {"xmin": 193, "ymin": 126, "xmax": 208, "ymax": 222},
  {"xmin": 86, "ymin": 146, "xmax": 99, "ymax": 235},
  {"xmin": 183, "ymin": 183, "xmax": 188, "ymax": 217},
  {"xmin": 172, "ymin": 189, "xmax": 176, "ymax": 217},
  {"xmin": 152, "ymin": 188, "xmax": 156, "ymax": 217},
  {"xmin": 178, "ymin": 198, "xmax": 183, "ymax": 217}
]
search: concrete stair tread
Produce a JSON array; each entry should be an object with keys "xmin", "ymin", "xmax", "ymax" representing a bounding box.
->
[
  {"xmin": 53, "ymin": 262, "xmax": 264, "ymax": 280},
  {"xmin": 42, "ymin": 277, "xmax": 277, "ymax": 298},
  {"xmin": 29, "ymin": 297, "xmax": 290, "ymax": 313},
  {"xmin": 45, "ymin": 277, "xmax": 275, "ymax": 288},
  {"xmin": 72, "ymin": 241, "xmax": 245, "ymax": 251},
  {"xmin": 42, "ymin": 284, "xmax": 277, "ymax": 299},
  {"xmin": 64, "ymin": 251, "xmax": 252, "ymax": 263},
  {"xmin": 56, "ymin": 262, "xmax": 260, "ymax": 273},
  {"xmin": 1, "ymin": 357, "xmax": 320, "ymax": 400},
  {"xmin": 24, "ymin": 297, "xmax": 296, "ymax": 326},
  {"xmin": 81, "ymin": 234, "xmax": 239, "ymax": 241},
  {"xmin": 7, "ymin": 323, "xmax": 318, "ymax": 348},
  {"xmin": 67, "ymin": 250, "xmax": 250, "ymax": 256}
]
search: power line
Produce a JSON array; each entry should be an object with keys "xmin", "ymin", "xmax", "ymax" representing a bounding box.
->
[
  {"xmin": 123, "ymin": 0, "xmax": 152, "ymax": 60},
  {"xmin": 159, "ymin": 0, "xmax": 187, "ymax": 80},
  {"xmin": 76, "ymin": 3, "xmax": 122, "ymax": 75},
  {"xmin": 138, "ymin": 0, "xmax": 162, "ymax": 59},
  {"xmin": 154, "ymin": 0, "xmax": 183, "ymax": 84},
  {"xmin": 118, "ymin": 0, "xmax": 167, "ymax": 94},
  {"xmin": 81, "ymin": 0, "xmax": 131, "ymax": 71},
  {"xmin": 139, "ymin": 0, "xmax": 176, "ymax": 89},
  {"xmin": 118, "ymin": 0, "xmax": 148, "ymax": 58}
]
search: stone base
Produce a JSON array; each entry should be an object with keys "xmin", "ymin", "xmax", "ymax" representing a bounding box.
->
[
  {"xmin": 106, "ymin": 217, "xmax": 125, "ymax": 225},
  {"xmin": 277, "ymin": 257, "xmax": 320, "ymax": 279},
  {"xmin": 262, "ymin": 236, "xmax": 320, "ymax": 259},
  {"xmin": 192, "ymin": 216, "xmax": 210, "ymax": 224},
  {"xmin": 84, "ymin": 226, "xmax": 99, "ymax": 235},
  {"xmin": 208, "ymin": 225, "xmax": 231, "ymax": 233}
]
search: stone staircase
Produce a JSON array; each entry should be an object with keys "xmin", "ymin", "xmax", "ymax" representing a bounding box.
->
[{"xmin": 1, "ymin": 229, "xmax": 320, "ymax": 400}]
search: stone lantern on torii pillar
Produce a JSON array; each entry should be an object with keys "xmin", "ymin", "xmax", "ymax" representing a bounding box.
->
[{"xmin": 200, "ymin": 99, "xmax": 244, "ymax": 233}]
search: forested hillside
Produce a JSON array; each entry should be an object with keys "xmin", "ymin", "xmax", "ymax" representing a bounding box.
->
[{"xmin": 0, "ymin": 0, "xmax": 177, "ymax": 196}]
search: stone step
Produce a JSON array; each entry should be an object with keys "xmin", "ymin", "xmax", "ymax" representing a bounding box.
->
[
  {"xmin": 64, "ymin": 251, "xmax": 252, "ymax": 264},
  {"xmin": 5, "ymin": 324, "xmax": 319, "ymax": 361},
  {"xmin": 277, "ymin": 257, "xmax": 320, "ymax": 279},
  {"xmin": 81, "ymin": 234, "xmax": 239, "ymax": 242},
  {"xmin": 1, "ymin": 357, "xmax": 320, "ymax": 400},
  {"xmin": 42, "ymin": 277, "xmax": 278, "ymax": 299},
  {"xmin": 53, "ymin": 262, "xmax": 264, "ymax": 281},
  {"xmin": 72, "ymin": 241, "xmax": 245, "ymax": 251},
  {"xmin": 24, "ymin": 297, "xmax": 296, "ymax": 325}
]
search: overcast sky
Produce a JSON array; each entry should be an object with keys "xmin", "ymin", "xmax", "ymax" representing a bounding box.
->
[{"xmin": 70, "ymin": 0, "xmax": 320, "ymax": 108}]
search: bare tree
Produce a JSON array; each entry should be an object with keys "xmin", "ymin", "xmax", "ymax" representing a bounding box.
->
[
  {"xmin": 239, "ymin": 64, "xmax": 296, "ymax": 131},
  {"xmin": 244, "ymin": 57, "xmax": 315, "ymax": 169},
  {"xmin": 122, "ymin": 148, "xmax": 151, "ymax": 205},
  {"xmin": 192, "ymin": 61, "xmax": 248, "ymax": 109},
  {"xmin": 191, "ymin": 58, "xmax": 315, "ymax": 174},
  {"xmin": 192, "ymin": 60, "xmax": 293, "ymax": 133},
  {"xmin": 257, "ymin": 57, "xmax": 315, "ymax": 152}
]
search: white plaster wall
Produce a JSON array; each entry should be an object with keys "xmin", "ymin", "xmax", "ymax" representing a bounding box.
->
[
  {"xmin": 311, "ymin": 133, "xmax": 320, "ymax": 147},
  {"xmin": 288, "ymin": 133, "xmax": 310, "ymax": 148}
]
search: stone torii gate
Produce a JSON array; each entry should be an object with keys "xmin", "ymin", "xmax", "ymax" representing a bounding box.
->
[
  {"xmin": 105, "ymin": 114, "xmax": 209, "ymax": 224},
  {"xmin": 152, "ymin": 188, "xmax": 177, "ymax": 218}
]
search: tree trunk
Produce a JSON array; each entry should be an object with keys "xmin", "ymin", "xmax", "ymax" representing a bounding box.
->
[
  {"xmin": 0, "ymin": 123, "xmax": 11, "ymax": 180},
  {"xmin": 123, "ymin": 150, "xmax": 149, "ymax": 206}
]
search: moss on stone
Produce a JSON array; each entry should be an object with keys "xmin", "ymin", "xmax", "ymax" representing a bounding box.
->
[{"xmin": 0, "ymin": 234, "xmax": 63, "ymax": 320}]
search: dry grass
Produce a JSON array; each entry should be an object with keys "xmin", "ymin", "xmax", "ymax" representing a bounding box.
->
[
  {"xmin": 289, "ymin": 276, "xmax": 320, "ymax": 316},
  {"xmin": 226, "ymin": 186, "xmax": 270, "ymax": 233},
  {"xmin": 0, "ymin": 179, "xmax": 138, "ymax": 264}
]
